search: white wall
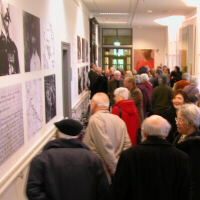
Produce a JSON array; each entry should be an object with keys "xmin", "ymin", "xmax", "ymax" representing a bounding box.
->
[
  {"xmin": 0, "ymin": 0, "xmax": 90, "ymax": 199},
  {"xmin": 133, "ymin": 27, "xmax": 168, "ymax": 68}
]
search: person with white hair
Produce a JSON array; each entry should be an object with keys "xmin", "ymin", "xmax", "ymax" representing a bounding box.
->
[
  {"xmin": 26, "ymin": 119, "xmax": 109, "ymax": 200},
  {"xmin": 173, "ymin": 72, "xmax": 191, "ymax": 90},
  {"xmin": 83, "ymin": 92, "xmax": 131, "ymax": 184},
  {"xmin": 111, "ymin": 87, "xmax": 138, "ymax": 146},
  {"xmin": 111, "ymin": 115, "xmax": 190, "ymax": 200},
  {"xmin": 125, "ymin": 70, "xmax": 132, "ymax": 76},
  {"xmin": 173, "ymin": 103, "xmax": 200, "ymax": 200},
  {"xmin": 183, "ymin": 75, "xmax": 199, "ymax": 95},
  {"xmin": 135, "ymin": 74, "xmax": 151, "ymax": 119},
  {"xmin": 141, "ymin": 73, "xmax": 153, "ymax": 97},
  {"xmin": 108, "ymin": 70, "xmax": 123, "ymax": 106}
]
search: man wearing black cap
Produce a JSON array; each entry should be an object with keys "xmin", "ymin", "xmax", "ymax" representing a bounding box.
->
[{"xmin": 26, "ymin": 119, "xmax": 109, "ymax": 200}]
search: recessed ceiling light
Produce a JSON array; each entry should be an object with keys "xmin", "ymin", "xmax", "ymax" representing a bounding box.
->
[
  {"xmin": 147, "ymin": 10, "xmax": 152, "ymax": 13},
  {"xmin": 138, "ymin": 27, "xmax": 142, "ymax": 28},
  {"xmin": 100, "ymin": 13, "xmax": 129, "ymax": 15}
]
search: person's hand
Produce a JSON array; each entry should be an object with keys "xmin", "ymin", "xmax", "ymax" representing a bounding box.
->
[
  {"xmin": 85, "ymin": 88, "xmax": 89, "ymax": 91},
  {"xmin": 171, "ymin": 76, "xmax": 174, "ymax": 79}
]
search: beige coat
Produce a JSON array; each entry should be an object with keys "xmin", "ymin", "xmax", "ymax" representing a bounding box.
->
[{"xmin": 83, "ymin": 110, "xmax": 131, "ymax": 183}]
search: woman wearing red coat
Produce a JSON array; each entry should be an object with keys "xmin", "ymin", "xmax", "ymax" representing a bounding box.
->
[{"xmin": 112, "ymin": 87, "xmax": 138, "ymax": 146}]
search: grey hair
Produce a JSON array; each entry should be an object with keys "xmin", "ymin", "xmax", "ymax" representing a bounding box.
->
[
  {"xmin": 158, "ymin": 74, "xmax": 167, "ymax": 84},
  {"xmin": 182, "ymin": 73, "xmax": 191, "ymax": 81},
  {"xmin": 92, "ymin": 93, "xmax": 109, "ymax": 108},
  {"xmin": 95, "ymin": 67, "xmax": 101, "ymax": 73},
  {"xmin": 141, "ymin": 117, "xmax": 171, "ymax": 137},
  {"xmin": 141, "ymin": 73, "xmax": 149, "ymax": 82},
  {"xmin": 132, "ymin": 69, "xmax": 137, "ymax": 75},
  {"xmin": 177, "ymin": 103, "xmax": 200, "ymax": 128},
  {"xmin": 135, "ymin": 75, "xmax": 142, "ymax": 84},
  {"xmin": 114, "ymin": 87, "xmax": 130, "ymax": 100},
  {"xmin": 190, "ymin": 76, "xmax": 198, "ymax": 84},
  {"xmin": 114, "ymin": 70, "xmax": 121, "ymax": 75}
]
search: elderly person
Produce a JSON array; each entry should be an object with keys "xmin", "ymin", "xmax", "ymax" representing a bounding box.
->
[
  {"xmin": 174, "ymin": 72, "xmax": 190, "ymax": 90},
  {"xmin": 112, "ymin": 87, "xmax": 138, "ymax": 146},
  {"xmin": 83, "ymin": 93, "xmax": 131, "ymax": 183},
  {"xmin": 183, "ymin": 75, "xmax": 199, "ymax": 95},
  {"xmin": 108, "ymin": 70, "xmax": 124, "ymax": 106},
  {"xmin": 112, "ymin": 115, "xmax": 190, "ymax": 200},
  {"xmin": 162, "ymin": 90, "xmax": 188, "ymax": 143},
  {"xmin": 135, "ymin": 74, "xmax": 151, "ymax": 119},
  {"xmin": 173, "ymin": 104, "xmax": 200, "ymax": 200},
  {"xmin": 125, "ymin": 70, "xmax": 132, "ymax": 76},
  {"xmin": 141, "ymin": 73, "xmax": 153, "ymax": 97}
]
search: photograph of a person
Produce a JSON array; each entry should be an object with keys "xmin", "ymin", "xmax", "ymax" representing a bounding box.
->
[
  {"xmin": 44, "ymin": 74, "xmax": 56, "ymax": 123},
  {"xmin": 78, "ymin": 67, "xmax": 82, "ymax": 94},
  {"xmin": 134, "ymin": 49, "xmax": 154, "ymax": 72},
  {"xmin": 0, "ymin": 0, "xmax": 20, "ymax": 76},
  {"xmin": 82, "ymin": 38, "xmax": 85, "ymax": 63},
  {"xmin": 77, "ymin": 35, "xmax": 81, "ymax": 63},
  {"xmin": 86, "ymin": 40, "xmax": 88, "ymax": 62},
  {"xmin": 23, "ymin": 11, "xmax": 41, "ymax": 72}
]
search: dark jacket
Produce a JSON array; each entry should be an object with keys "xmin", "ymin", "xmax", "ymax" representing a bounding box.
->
[
  {"xmin": 173, "ymin": 131, "xmax": 200, "ymax": 200},
  {"xmin": 112, "ymin": 137, "xmax": 190, "ymax": 200},
  {"xmin": 137, "ymin": 83, "xmax": 151, "ymax": 118},
  {"xmin": 88, "ymin": 69, "xmax": 99, "ymax": 99},
  {"xmin": 170, "ymin": 70, "xmax": 182, "ymax": 87},
  {"xmin": 161, "ymin": 105, "xmax": 177, "ymax": 143},
  {"xmin": 26, "ymin": 138, "xmax": 109, "ymax": 200},
  {"xmin": 151, "ymin": 84, "xmax": 172, "ymax": 115},
  {"xmin": 112, "ymin": 100, "xmax": 138, "ymax": 146}
]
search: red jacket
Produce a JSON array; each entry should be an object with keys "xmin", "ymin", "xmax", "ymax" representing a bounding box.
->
[{"xmin": 112, "ymin": 100, "xmax": 138, "ymax": 146}]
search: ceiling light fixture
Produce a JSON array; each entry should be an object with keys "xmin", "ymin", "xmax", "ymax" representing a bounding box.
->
[
  {"xmin": 181, "ymin": 0, "xmax": 198, "ymax": 7},
  {"xmin": 147, "ymin": 10, "xmax": 152, "ymax": 13},
  {"xmin": 154, "ymin": 15, "xmax": 185, "ymax": 27},
  {"xmin": 114, "ymin": 41, "xmax": 120, "ymax": 46},
  {"xmin": 100, "ymin": 13, "xmax": 129, "ymax": 15}
]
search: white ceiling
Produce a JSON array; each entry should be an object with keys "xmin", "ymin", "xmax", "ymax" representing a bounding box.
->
[{"xmin": 81, "ymin": 0, "xmax": 196, "ymax": 28}]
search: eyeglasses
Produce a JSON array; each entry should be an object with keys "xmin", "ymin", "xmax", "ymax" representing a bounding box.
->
[{"xmin": 175, "ymin": 117, "xmax": 185, "ymax": 124}]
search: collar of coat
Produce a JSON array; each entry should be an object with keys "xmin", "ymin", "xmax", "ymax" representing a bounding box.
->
[
  {"xmin": 43, "ymin": 138, "xmax": 90, "ymax": 151},
  {"xmin": 140, "ymin": 136, "xmax": 172, "ymax": 146}
]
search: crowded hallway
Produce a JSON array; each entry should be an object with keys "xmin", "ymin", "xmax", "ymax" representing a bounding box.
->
[{"xmin": 1, "ymin": 0, "xmax": 200, "ymax": 200}]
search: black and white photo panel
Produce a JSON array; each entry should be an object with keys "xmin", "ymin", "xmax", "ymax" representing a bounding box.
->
[
  {"xmin": 78, "ymin": 67, "xmax": 83, "ymax": 95},
  {"xmin": 77, "ymin": 35, "xmax": 81, "ymax": 63},
  {"xmin": 86, "ymin": 40, "xmax": 88, "ymax": 62},
  {"xmin": 0, "ymin": 1, "xmax": 20, "ymax": 76},
  {"xmin": 44, "ymin": 74, "xmax": 56, "ymax": 123},
  {"xmin": 82, "ymin": 38, "xmax": 85, "ymax": 63},
  {"xmin": 23, "ymin": 11, "xmax": 41, "ymax": 72},
  {"xmin": 43, "ymin": 20, "xmax": 55, "ymax": 69}
]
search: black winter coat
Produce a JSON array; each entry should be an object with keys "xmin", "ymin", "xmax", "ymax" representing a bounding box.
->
[{"xmin": 26, "ymin": 138, "xmax": 109, "ymax": 200}]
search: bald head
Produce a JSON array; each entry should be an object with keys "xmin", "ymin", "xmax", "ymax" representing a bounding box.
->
[
  {"xmin": 105, "ymin": 69, "xmax": 110, "ymax": 78},
  {"xmin": 90, "ymin": 93, "xmax": 109, "ymax": 114},
  {"xmin": 141, "ymin": 115, "xmax": 171, "ymax": 138}
]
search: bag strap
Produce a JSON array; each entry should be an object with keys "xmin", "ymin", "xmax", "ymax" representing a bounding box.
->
[{"xmin": 119, "ymin": 107, "xmax": 122, "ymax": 118}]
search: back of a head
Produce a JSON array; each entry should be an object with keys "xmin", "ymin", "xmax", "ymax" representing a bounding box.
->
[
  {"xmin": 156, "ymin": 69, "xmax": 163, "ymax": 75},
  {"xmin": 141, "ymin": 73, "xmax": 149, "ymax": 82},
  {"xmin": 92, "ymin": 92, "xmax": 109, "ymax": 108},
  {"xmin": 150, "ymin": 69, "xmax": 156, "ymax": 76},
  {"xmin": 158, "ymin": 74, "xmax": 167, "ymax": 85},
  {"xmin": 125, "ymin": 70, "xmax": 132, "ymax": 76},
  {"xmin": 190, "ymin": 76, "xmax": 198, "ymax": 84},
  {"xmin": 188, "ymin": 94, "xmax": 198, "ymax": 104},
  {"xmin": 114, "ymin": 87, "xmax": 130, "ymax": 100},
  {"xmin": 110, "ymin": 67, "xmax": 116, "ymax": 75},
  {"xmin": 182, "ymin": 73, "xmax": 191, "ymax": 81},
  {"xmin": 141, "ymin": 115, "xmax": 171, "ymax": 138},
  {"xmin": 175, "ymin": 66, "xmax": 180, "ymax": 72},
  {"xmin": 132, "ymin": 69, "xmax": 137, "ymax": 75},
  {"xmin": 135, "ymin": 74, "xmax": 142, "ymax": 84}
]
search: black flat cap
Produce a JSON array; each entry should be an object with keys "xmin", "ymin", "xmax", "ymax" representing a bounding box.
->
[{"xmin": 54, "ymin": 119, "xmax": 83, "ymax": 136}]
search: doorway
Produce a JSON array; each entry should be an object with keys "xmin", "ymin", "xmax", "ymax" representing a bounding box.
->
[{"xmin": 62, "ymin": 42, "xmax": 72, "ymax": 118}]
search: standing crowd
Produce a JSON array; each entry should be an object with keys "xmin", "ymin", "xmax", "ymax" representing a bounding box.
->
[{"xmin": 26, "ymin": 63, "xmax": 200, "ymax": 200}]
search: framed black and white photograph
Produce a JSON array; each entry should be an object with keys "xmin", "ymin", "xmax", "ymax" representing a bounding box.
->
[
  {"xmin": 78, "ymin": 67, "xmax": 83, "ymax": 94},
  {"xmin": 23, "ymin": 11, "xmax": 41, "ymax": 72},
  {"xmin": 0, "ymin": 1, "xmax": 20, "ymax": 76},
  {"xmin": 82, "ymin": 66, "xmax": 86, "ymax": 90},
  {"xmin": 44, "ymin": 74, "xmax": 56, "ymax": 123},
  {"xmin": 86, "ymin": 40, "xmax": 88, "ymax": 62},
  {"xmin": 77, "ymin": 35, "xmax": 81, "ymax": 63},
  {"xmin": 43, "ymin": 20, "xmax": 55, "ymax": 69},
  {"xmin": 85, "ymin": 65, "xmax": 89, "ymax": 88},
  {"xmin": 82, "ymin": 38, "xmax": 85, "ymax": 63}
]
